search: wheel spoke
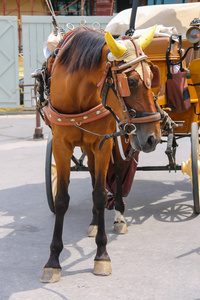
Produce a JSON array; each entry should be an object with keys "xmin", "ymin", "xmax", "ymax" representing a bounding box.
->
[
  {"xmin": 51, "ymin": 163, "xmax": 57, "ymax": 175},
  {"xmin": 52, "ymin": 178, "xmax": 57, "ymax": 199},
  {"xmin": 52, "ymin": 174, "xmax": 57, "ymax": 184}
]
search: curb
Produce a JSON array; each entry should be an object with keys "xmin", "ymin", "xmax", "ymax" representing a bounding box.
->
[{"xmin": 0, "ymin": 110, "xmax": 36, "ymax": 116}]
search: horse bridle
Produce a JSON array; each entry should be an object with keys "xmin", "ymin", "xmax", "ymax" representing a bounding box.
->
[{"xmin": 98, "ymin": 39, "xmax": 161, "ymax": 135}]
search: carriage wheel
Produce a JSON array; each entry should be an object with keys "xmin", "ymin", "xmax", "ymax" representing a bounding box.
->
[
  {"xmin": 191, "ymin": 122, "xmax": 200, "ymax": 214},
  {"xmin": 45, "ymin": 131, "xmax": 56, "ymax": 213}
]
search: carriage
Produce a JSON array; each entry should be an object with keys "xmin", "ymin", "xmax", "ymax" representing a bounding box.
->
[
  {"xmin": 42, "ymin": 5, "xmax": 200, "ymax": 213},
  {"xmin": 33, "ymin": 2, "xmax": 200, "ymax": 282}
]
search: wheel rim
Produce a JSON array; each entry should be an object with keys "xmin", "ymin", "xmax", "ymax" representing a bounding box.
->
[
  {"xmin": 45, "ymin": 131, "xmax": 56, "ymax": 213},
  {"xmin": 191, "ymin": 122, "xmax": 200, "ymax": 214}
]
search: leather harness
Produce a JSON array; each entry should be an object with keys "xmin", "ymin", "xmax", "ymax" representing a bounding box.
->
[
  {"xmin": 42, "ymin": 31, "xmax": 160, "ymax": 137},
  {"xmin": 43, "ymin": 101, "xmax": 110, "ymax": 126}
]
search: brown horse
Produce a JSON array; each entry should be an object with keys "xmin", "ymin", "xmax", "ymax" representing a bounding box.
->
[{"xmin": 40, "ymin": 26, "xmax": 161, "ymax": 283}]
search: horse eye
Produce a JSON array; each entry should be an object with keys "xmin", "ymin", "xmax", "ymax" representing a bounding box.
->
[{"xmin": 128, "ymin": 78, "xmax": 138, "ymax": 87}]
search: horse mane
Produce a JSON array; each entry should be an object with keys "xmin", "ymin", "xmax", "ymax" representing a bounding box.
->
[{"xmin": 58, "ymin": 27, "xmax": 106, "ymax": 73}]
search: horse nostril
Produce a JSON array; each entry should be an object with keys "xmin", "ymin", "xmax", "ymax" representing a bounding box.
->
[{"xmin": 147, "ymin": 135, "xmax": 155, "ymax": 147}]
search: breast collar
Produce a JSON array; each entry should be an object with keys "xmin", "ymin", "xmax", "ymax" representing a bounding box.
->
[{"xmin": 43, "ymin": 100, "xmax": 110, "ymax": 127}]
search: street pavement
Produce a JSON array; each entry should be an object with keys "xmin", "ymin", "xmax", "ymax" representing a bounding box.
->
[{"xmin": 1, "ymin": 113, "xmax": 200, "ymax": 300}]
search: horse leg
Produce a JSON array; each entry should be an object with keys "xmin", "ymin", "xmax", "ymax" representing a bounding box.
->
[
  {"xmin": 92, "ymin": 145, "xmax": 112, "ymax": 276},
  {"xmin": 113, "ymin": 148, "xmax": 138, "ymax": 234},
  {"xmin": 85, "ymin": 148, "xmax": 98, "ymax": 237},
  {"xmin": 112, "ymin": 143, "xmax": 128, "ymax": 234},
  {"xmin": 114, "ymin": 166, "xmax": 128, "ymax": 234},
  {"xmin": 40, "ymin": 139, "xmax": 72, "ymax": 283}
]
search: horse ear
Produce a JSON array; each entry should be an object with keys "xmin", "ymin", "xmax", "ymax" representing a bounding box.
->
[
  {"xmin": 137, "ymin": 25, "xmax": 157, "ymax": 50},
  {"xmin": 105, "ymin": 31, "xmax": 127, "ymax": 57}
]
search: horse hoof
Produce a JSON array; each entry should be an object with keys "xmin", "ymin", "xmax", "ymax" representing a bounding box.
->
[
  {"xmin": 114, "ymin": 222, "xmax": 128, "ymax": 234},
  {"xmin": 40, "ymin": 268, "xmax": 61, "ymax": 283},
  {"xmin": 93, "ymin": 260, "xmax": 112, "ymax": 276},
  {"xmin": 87, "ymin": 225, "xmax": 98, "ymax": 237}
]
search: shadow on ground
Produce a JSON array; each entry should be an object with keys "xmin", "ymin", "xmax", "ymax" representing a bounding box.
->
[{"xmin": 0, "ymin": 175, "xmax": 197, "ymax": 299}]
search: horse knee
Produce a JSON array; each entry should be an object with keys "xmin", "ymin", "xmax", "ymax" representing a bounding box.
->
[
  {"xmin": 55, "ymin": 193, "xmax": 70, "ymax": 214},
  {"xmin": 92, "ymin": 187, "xmax": 107, "ymax": 211}
]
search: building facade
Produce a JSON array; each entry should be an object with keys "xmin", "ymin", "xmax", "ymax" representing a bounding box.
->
[{"xmin": 1, "ymin": 0, "xmax": 198, "ymax": 18}]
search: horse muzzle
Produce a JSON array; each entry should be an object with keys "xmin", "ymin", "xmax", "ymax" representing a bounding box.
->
[{"xmin": 130, "ymin": 123, "xmax": 161, "ymax": 153}]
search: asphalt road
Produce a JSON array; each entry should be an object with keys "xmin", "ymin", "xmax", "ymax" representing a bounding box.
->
[{"xmin": 1, "ymin": 113, "xmax": 200, "ymax": 300}]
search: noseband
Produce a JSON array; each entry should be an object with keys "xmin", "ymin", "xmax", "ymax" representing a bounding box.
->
[{"xmin": 98, "ymin": 40, "xmax": 160, "ymax": 134}]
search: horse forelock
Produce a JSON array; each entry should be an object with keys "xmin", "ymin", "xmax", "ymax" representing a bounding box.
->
[{"xmin": 58, "ymin": 28, "xmax": 106, "ymax": 72}]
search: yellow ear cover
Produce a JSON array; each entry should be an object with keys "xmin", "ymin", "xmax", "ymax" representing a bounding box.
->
[
  {"xmin": 137, "ymin": 24, "xmax": 157, "ymax": 50},
  {"xmin": 105, "ymin": 31, "xmax": 127, "ymax": 57}
]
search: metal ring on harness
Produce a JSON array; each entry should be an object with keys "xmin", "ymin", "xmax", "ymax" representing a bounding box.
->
[
  {"xmin": 80, "ymin": 19, "xmax": 87, "ymax": 26},
  {"xmin": 106, "ymin": 77, "xmax": 113, "ymax": 84},
  {"xmin": 128, "ymin": 108, "xmax": 136, "ymax": 118},
  {"xmin": 124, "ymin": 123, "xmax": 137, "ymax": 135},
  {"xmin": 66, "ymin": 23, "xmax": 74, "ymax": 30},
  {"xmin": 92, "ymin": 22, "xmax": 101, "ymax": 30}
]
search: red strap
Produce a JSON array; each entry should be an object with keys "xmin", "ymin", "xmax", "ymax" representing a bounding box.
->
[
  {"xmin": 43, "ymin": 102, "xmax": 110, "ymax": 126},
  {"xmin": 97, "ymin": 62, "xmax": 111, "ymax": 87}
]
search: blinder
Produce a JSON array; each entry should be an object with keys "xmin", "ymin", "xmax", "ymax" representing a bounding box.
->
[
  {"xmin": 116, "ymin": 62, "xmax": 161, "ymax": 94},
  {"xmin": 116, "ymin": 73, "xmax": 131, "ymax": 97},
  {"xmin": 150, "ymin": 64, "xmax": 161, "ymax": 88}
]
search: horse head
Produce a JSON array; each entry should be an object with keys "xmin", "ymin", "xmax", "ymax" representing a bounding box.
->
[{"xmin": 103, "ymin": 26, "xmax": 161, "ymax": 153}]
